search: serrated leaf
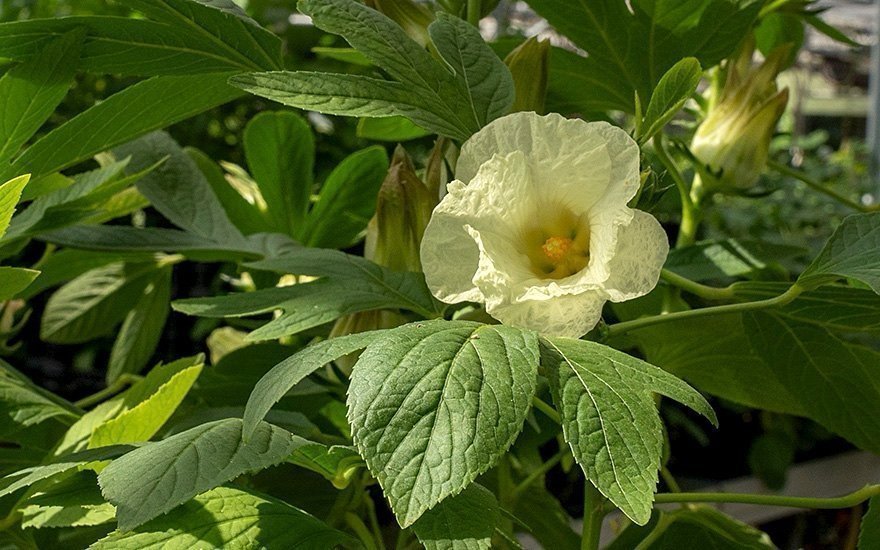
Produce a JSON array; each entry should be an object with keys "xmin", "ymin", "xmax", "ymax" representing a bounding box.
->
[
  {"xmin": 243, "ymin": 111, "xmax": 314, "ymax": 234},
  {"xmin": 98, "ymin": 418, "xmax": 309, "ymax": 531},
  {"xmin": 357, "ymin": 116, "xmax": 431, "ymax": 142},
  {"xmin": 861, "ymin": 496, "xmax": 880, "ymax": 550},
  {"xmin": 638, "ymin": 58, "xmax": 702, "ymax": 141},
  {"xmin": 0, "ymin": 174, "xmax": 29, "ymax": 239},
  {"xmin": 348, "ymin": 321, "xmax": 539, "ymax": 527},
  {"xmin": 412, "ymin": 483, "xmax": 500, "ymax": 550},
  {"xmin": 107, "ymin": 267, "xmax": 172, "ymax": 383},
  {"xmin": 90, "ymin": 486, "xmax": 356, "ymax": 550},
  {"xmin": 0, "ymin": 267, "xmax": 39, "ymax": 301},
  {"xmin": 175, "ymin": 248, "xmax": 438, "ymax": 340},
  {"xmin": 542, "ymin": 338, "xmax": 716, "ymax": 525},
  {"xmin": 40, "ymin": 263, "xmax": 158, "ymax": 344},
  {"xmin": 800, "ymin": 212, "xmax": 880, "ymax": 293},
  {"xmin": 243, "ymin": 330, "xmax": 388, "ymax": 439},
  {"xmin": 0, "ymin": 359, "xmax": 80, "ymax": 429},
  {"xmin": 20, "ymin": 471, "xmax": 115, "ymax": 529},
  {"xmin": 300, "ymin": 146, "xmax": 388, "ymax": 248},
  {"xmin": 0, "ymin": 30, "xmax": 83, "ymax": 164}
]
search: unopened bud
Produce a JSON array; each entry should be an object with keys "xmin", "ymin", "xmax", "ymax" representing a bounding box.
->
[
  {"xmin": 367, "ymin": 0, "xmax": 434, "ymax": 47},
  {"xmin": 692, "ymin": 42, "xmax": 790, "ymax": 193},
  {"xmin": 504, "ymin": 37, "xmax": 550, "ymax": 114}
]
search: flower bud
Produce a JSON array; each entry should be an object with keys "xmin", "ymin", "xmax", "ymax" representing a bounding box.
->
[
  {"xmin": 691, "ymin": 42, "xmax": 790, "ymax": 193},
  {"xmin": 364, "ymin": 145, "xmax": 437, "ymax": 272},
  {"xmin": 504, "ymin": 37, "xmax": 550, "ymax": 114},
  {"xmin": 366, "ymin": 0, "xmax": 434, "ymax": 47}
]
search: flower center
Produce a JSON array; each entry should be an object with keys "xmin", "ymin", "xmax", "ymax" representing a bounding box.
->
[{"xmin": 520, "ymin": 207, "xmax": 591, "ymax": 280}]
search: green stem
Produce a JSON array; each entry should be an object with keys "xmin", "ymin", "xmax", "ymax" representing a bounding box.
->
[
  {"xmin": 655, "ymin": 484, "xmax": 880, "ymax": 509},
  {"xmin": 466, "ymin": 0, "xmax": 481, "ymax": 26},
  {"xmin": 346, "ymin": 512, "xmax": 379, "ymax": 550},
  {"xmin": 512, "ymin": 449, "xmax": 567, "ymax": 497},
  {"xmin": 581, "ymin": 482, "xmax": 606, "ymax": 550},
  {"xmin": 73, "ymin": 374, "xmax": 143, "ymax": 409},
  {"xmin": 532, "ymin": 396, "xmax": 561, "ymax": 424},
  {"xmin": 660, "ymin": 466, "xmax": 682, "ymax": 493},
  {"xmin": 607, "ymin": 283, "xmax": 803, "ymax": 337},
  {"xmin": 768, "ymin": 160, "xmax": 877, "ymax": 213},
  {"xmin": 653, "ymin": 135, "xmax": 702, "ymax": 247},
  {"xmin": 660, "ymin": 269, "xmax": 735, "ymax": 301}
]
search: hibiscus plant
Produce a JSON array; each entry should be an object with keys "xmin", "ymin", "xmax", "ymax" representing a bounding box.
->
[{"xmin": 1, "ymin": 0, "xmax": 879, "ymax": 549}]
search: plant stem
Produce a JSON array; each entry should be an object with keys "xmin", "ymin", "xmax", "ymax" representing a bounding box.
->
[
  {"xmin": 346, "ymin": 512, "xmax": 379, "ymax": 550},
  {"xmin": 654, "ymin": 484, "xmax": 880, "ymax": 509},
  {"xmin": 466, "ymin": 0, "xmax": 481, "ymax": 26},
  {"xmin": 512, "ymin": 449, "xmax": 567, "ymax": 497},
  {"xmin": 768, "ymin": 160, "xmax": 877, "ymax": 213},
  {"xmin": 607, "ymin": 283, "xmax": 803, "ymax": 337},
  {"xmin": 660, "ymin": 269, "xmax": 735, "ymax": 301},
  {"xmin": 581, "ymin": 482, "xmax": 606, "ymax": 550},
  {"xmin": 531, "ymin": 396, "xmax": 561, "ymax": 424},
  {"xmin": 660, "ymin": 466, "xmax": 682, "ymax": 493},
  {"xmin": 653, "ymin": 135, "xmax": 702, "ymax": 247},
  {"xmin": 73, "ymin": 374, "xmax": 143, "ymax": 409}
]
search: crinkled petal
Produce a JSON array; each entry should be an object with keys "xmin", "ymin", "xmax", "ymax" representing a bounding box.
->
[
  {"xmin": 488, "ymin": 288, "xmax": 607, "ymax": 338},
  {"xmin": 420, "ymin": 151, "xmax": 535, "ymax": 304},
  {"xmin": 602, "ymin": 210, "xmax": 669, "ymax": 302}
]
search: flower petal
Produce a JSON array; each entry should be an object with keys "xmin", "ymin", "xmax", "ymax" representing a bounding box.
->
[
  {"xmin": 489, "ymin": 288, "xmax": 607, "ymax": 338},
  {"xmin": 602, "ymin": 210, "xmax": 669, "ymax": 302}
]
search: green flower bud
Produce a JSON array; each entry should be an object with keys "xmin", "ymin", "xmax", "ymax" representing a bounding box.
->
[
  {"xmin": 504, "ymin": 37, "xmax": 550, "ymax": 114},
  {"xmin": 366, "ymin": 0, "xmax": 434, "ymax": 47},
  {"xmin": 691, "ymin": 42, "xmax": 790, "ymax": 193}
]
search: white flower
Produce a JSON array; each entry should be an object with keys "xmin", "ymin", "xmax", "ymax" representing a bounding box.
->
[{"xmin": 420, "ymin": 112, "xmax": 669, "ymax": 338}]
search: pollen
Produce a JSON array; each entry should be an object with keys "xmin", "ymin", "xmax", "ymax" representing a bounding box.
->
[{"xmin": 542, "ymin": 236, "xmax": 573, "ymax": 262}]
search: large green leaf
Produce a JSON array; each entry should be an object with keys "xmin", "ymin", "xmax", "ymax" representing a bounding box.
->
[
  {"xmin": 300, "ymin": 146, "xmax": 388, "ymax": 248},
  {"xmin": 348, "ymin": 321, "xmax": 539, "ymax": 527},
  {"xmin": 174, "ymin": 248, "xmax": 438, "ymax": 340},
  {"xmin": 0, "ymin": 174, "xmax": 29, "ymax": 238},
  {"xmin": 40, "ymin": 263, "xmax": 158, "ymax": 344},
  {"xmin": 20, "ymin": 470, "xmax": 115, "ymax": 529},
  {"xmin": 121, "ymin": 0, "xmax": 282, "ymax": 70},
  {"xmin": 91, "ymin": 486, "xmax": 356, "ymax": 549},
  {"xmin": 412, "ymin": 483, "xmax": 500, "ymax": 550},
  {"xmin": 528, "ymin": 0, "xmax": 761, "ymax": 112},
  {"xmin": 243, "ymin": 331, "xmax": 387, "ymax": 439},
  {"xmin": 0, "ymin": 30, "xmax": 83, "ymax": 164},
  {"xmin": 609, "ymin": 507, "xmax": 774, "ymax": 549},
  {"xmin": 800, "ymin": 212, "xmax": 880, "ymax": 293},
  {"xmin": 98, "ymin": 418, "xmax": 308, "ymax": 530},
  {"xmin": 665, "ymin": 238, "xmax": 806, "ymax": 281},
  {"xmin": 0, "ymin": 359, "xmax": 80, "ymax": 429},
  {"xmin": 0, "ymin": 267, "xmax": 39, "ymax": 301},
  {"xmin": 231, "ymin": 0, "xmax": 513, "ymax": 140},
  {"xmin": 542, "ymin": 338, "xmax": 716, "ymax": 525},
  {"xmin": 106, "ymin": 267, "xmax": 172, "ymax": 383},
  {"xmin": 0, "ymin": 73, "xmax": 243, "ymax": 182},
  {"xmin": 19, "ymin": 250, "xmax": 158, "ymax": 300},
  {"xmin": 243, "ymin": 111, "xmax": 314, "ymax": 234}
]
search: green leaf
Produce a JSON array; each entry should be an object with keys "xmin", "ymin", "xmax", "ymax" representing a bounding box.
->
[
  {"xmin": 527, "ymin": 0, "xmax": 761, "ymax": 112},
  {"xmin": 744, "ymin": 312, "xmax": 880, "ymax": 454},
  {"xmin": 243, "ymin": 331, "xmax": 388, "ymax": 439},
  {"xmin": 0, "ymin": 30, "xmax": 83, "ymax": 164},
  {"xmin": 0, "ymin": 267, "xmax": 39, "ymax": 301},
  {"xmin": 243, "ymin": 111, "xmax": 315, "ymax": 234},
  {"xmin": 106, "ymin": 267, "xmax": 172, "ymax": 383},
  {"xmin": 357, "ymin": 116, "xmax": 431, "ymax": 142},
  {"xmin": 121, "ymin": 0, "xmax": 282, "ymax": 70},
  {"xmin": 231, "ymin": 0, "xmax": 513, "ymax": 140},
  {"xmin": 542, "ymin": 338, "xmax": 716, "ymax": 525},
  {"xmin": 175, "ymin": 249, "xmax": 438, "ymax": 340},
  {"xmin": 0, "ymin": 445, "xmax": 133, "ymax": 500},
  {"xmin": 512, "ymin": 485, "xmax": 579, "ymax": 550},
  {"xmin": 665, "ymin": 238, "xmax": 806, "ymax": 281},
  {"xmin": 610, "ymin": 507, "xmax": 774, "ymax": 549},
  {"xmin": 20, "ymin": 470, "xmax": 115, "ymax": 529},
  {"xmin": 348, "ymin": 321, "xmax": 539, "ymax": 527},
  {"xmin": 91, "ymin": 486, "xmax": 357, "ymax": 550},
  {"xmin": 114, "ymin": 132, "xmax": 245, "ymax": 245},
  {"xmin": 861, "ymin": 496, "xmax": 880, "ymax": 550},
  {"xmin": 0, "ymin": 359, "xmax": 80, "ymax": 429},
  {"xmin": 638, "ymin": 58, "xmax": 702, "ymax": 142},
  {"xmin": 0, "ymin": 174, "xmax": 29, "ymax": 239},
  {"xmin": 412, "ymin": 483, "xmax": 500, "ymax": 550},
  {"xmin": 288, "ymin": 444, "xmax": 364, "ymax": 488},
  {"xmin": 54, "ymin": 356, "xmax": 203, "ymax": 455},
  {"xmin": 800, "ymin": 212, "xmax": 880, "ymax": 293},
  {"xmin": 40, "ymin": 263, "xmax": 158, "ymax": 344},
  {"xmin": 18, "ymin": 250, "xmax": 155, "ymax": 300},
  {"xmin": 1, "ymin": 73, "xmax": 243, "ymax": 182},
  {"xmin": 98, "ymin": 418, "xmax": 309, "ymax": 531},
  {"xmin": 0, "ymin": 17, "xmax": 271, "ymax": 76},
  {"xmin": 300, "ymin": 146, "xmax": 388, "ymax": 248}
]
